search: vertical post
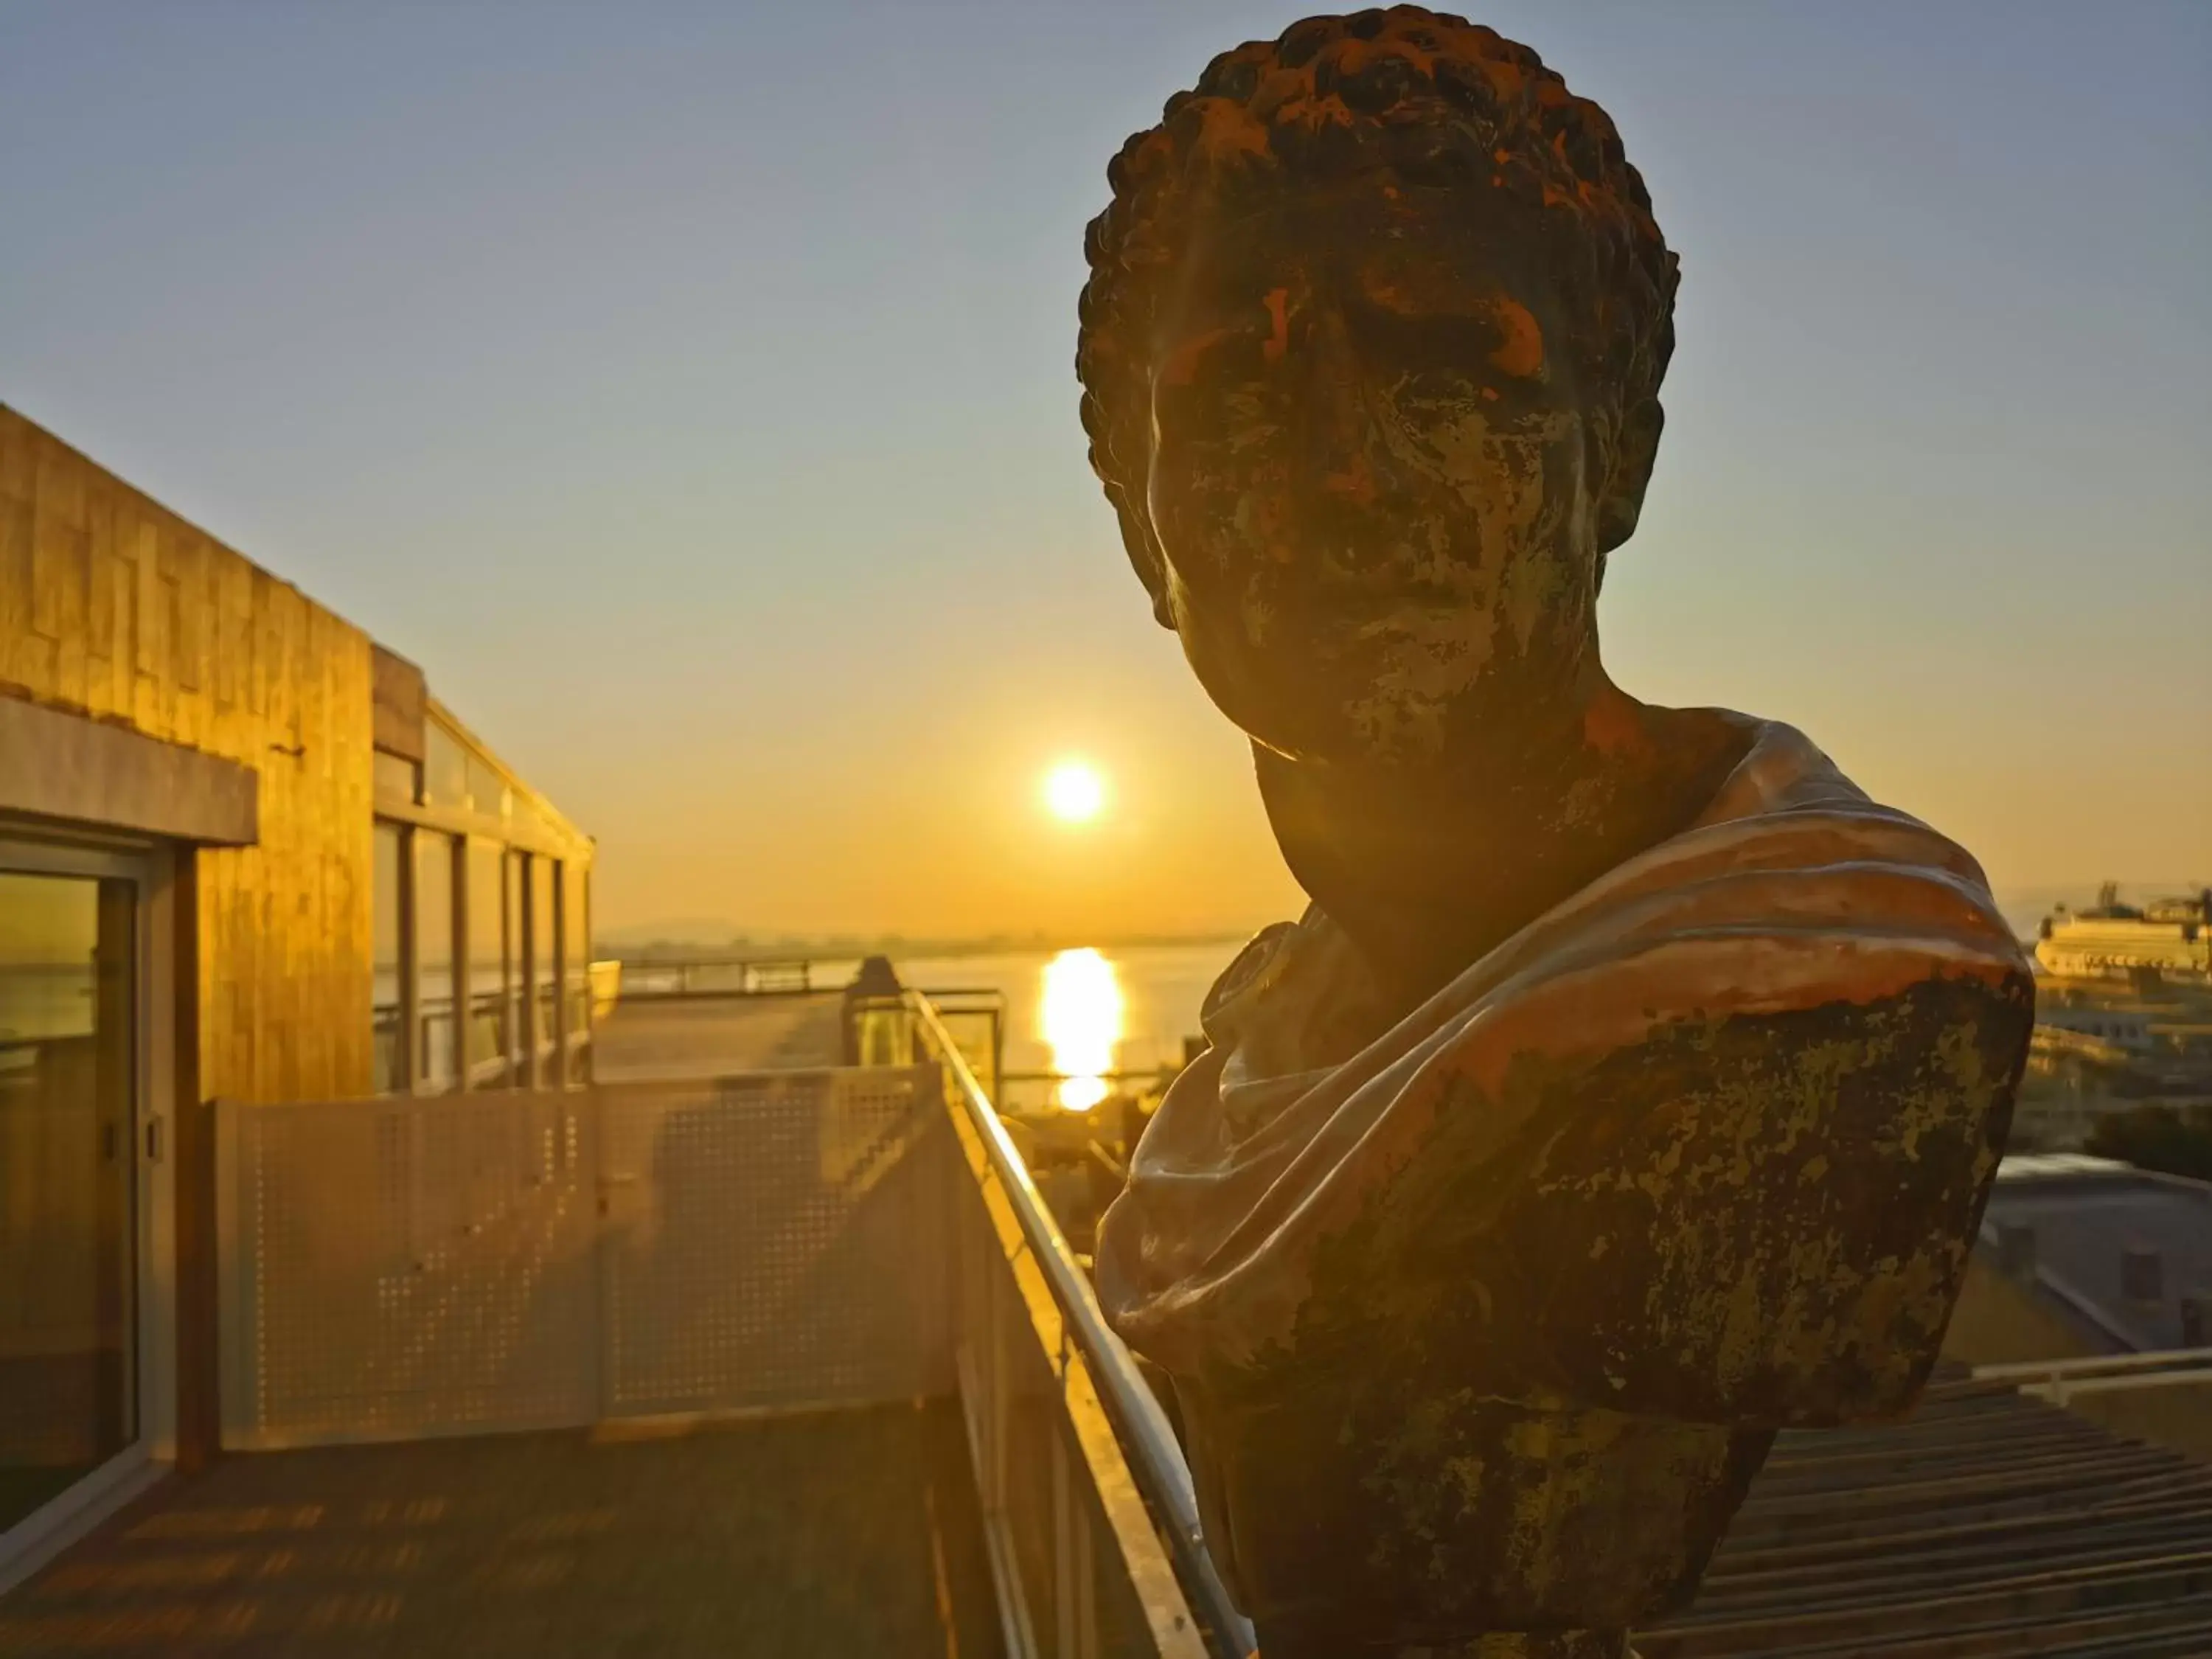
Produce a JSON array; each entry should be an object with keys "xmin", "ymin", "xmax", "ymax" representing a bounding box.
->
[
  {"xmin": 507, "ymin": 858, "xmax": 522, "ymax": 1093},
  {"xmin": 988, "ymin": 1225, "xmax": 1008, "ymax": 1522},
  {"xmin": 551, "ymin": 858, "xmax": 568, "ymax": 1088},
  {"xmin": 210, "ymin": 1098, "xmax": 245, "ymax": 1450},
  {"xmin": 454, "ymin": 838, "xmax": 475, "ymax": 1092},
  {"xmin": 521, "ymin": 852, "xmax": 540, "ymax": 1089},
  {"xmin": 397, "ymin": 824, "xmax": 419, "ymax": 1093},
  {"xmin": 1054, "ymin": 1431, "xmax": 1073, "ymax": 1658},
  {"xmin": 172, "ymin": 846, "xmax": 218, "ymax": 1472},
  {"xmin": 578, "ymin": 868, "xmax": 594, "ymax": 1085},
  {"xmin": 1053, "ymin": 1430, "xmax": 1098, "ymax": 1659},
  {"xmin": 1075, "ymin": 1483, "xmax": 1097, "ymax": 1659}
]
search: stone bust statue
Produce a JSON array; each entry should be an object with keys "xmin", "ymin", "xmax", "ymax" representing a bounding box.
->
[{"xmin": 1080, "ymin": 11, "xmax": 2034, "ymax": 1658}]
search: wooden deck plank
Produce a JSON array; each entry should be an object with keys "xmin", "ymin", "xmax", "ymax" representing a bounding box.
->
[{"xmin": 0, "ymin": 1401, "xmax": 1001, "ymax": 1659}]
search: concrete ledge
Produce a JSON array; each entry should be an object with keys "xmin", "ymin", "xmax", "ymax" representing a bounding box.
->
[{"xmin": 0, "ymin": 695, "xmax": 257, "ymax": 845}]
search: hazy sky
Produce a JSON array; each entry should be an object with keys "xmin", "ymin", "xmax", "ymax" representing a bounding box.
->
[{"xmin": 4, "ymin": 2, "xmax": 2206, "ymax": 939}]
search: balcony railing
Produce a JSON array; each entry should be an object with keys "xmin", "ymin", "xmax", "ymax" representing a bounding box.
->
[
  {"xmin": 204, "ymin": 990, "xmax": 1253, "ymax": 1658},
  {"xmin": 908, "ymin": 990, "xmax": 1253, "ymax": 1658}
]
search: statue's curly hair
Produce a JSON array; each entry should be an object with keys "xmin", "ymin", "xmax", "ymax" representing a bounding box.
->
[{"xmin": 1077, "ymin": 7, "xmax": 1680, "ymax": 594}]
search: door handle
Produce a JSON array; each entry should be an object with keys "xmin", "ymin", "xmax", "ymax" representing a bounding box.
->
[{"xmin": 144, "ymin": 1116, "xmax": 166, "ymax": 1164}]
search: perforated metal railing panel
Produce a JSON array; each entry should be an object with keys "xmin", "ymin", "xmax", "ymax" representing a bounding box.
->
[
  {"xmin": 221, "ymin": 1092, "xmax": 599, "ymax": 1447},
  {"xmin": 216, "ymin": 1068, "xmax": 952, "ymax": 1449},
  {"xmin": 597, "ymin": 1070, "xmax": 950, "ymax": 1416}
]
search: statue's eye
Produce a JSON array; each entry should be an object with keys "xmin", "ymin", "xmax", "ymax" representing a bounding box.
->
[{"xmin": 1399, "ymin": 366, "xmax": 1486, "ymax": 411}]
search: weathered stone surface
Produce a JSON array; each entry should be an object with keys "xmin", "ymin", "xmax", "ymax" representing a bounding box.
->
[{"xmin": 1076, "ymin": 10, "xmax": 2034, "ymax": 1655}]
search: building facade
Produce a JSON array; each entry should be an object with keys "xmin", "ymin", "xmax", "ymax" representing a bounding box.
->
[
  {"xmin": 2035, "ymin": 886, "xmax": 2212, "ymax": 984},
  {"xmin": 0, "ymin": 405, "xmax": 593, "ymax": 1578}
]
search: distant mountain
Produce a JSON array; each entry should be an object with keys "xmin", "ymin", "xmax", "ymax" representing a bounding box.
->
[
  {"xmin": 591, "ymin": 919, "xmax": 1259, "ymax": 959},
  {"xmin": 602, "ymin": 883, "xmax": 2204, "ymax": 960},
  {"xmin": 592, "ymin": 919, "xmax": 761, "ymax": 951}
]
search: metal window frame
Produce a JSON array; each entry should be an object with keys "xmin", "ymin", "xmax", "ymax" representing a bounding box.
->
[{"xmin": 0, "ymin": 835, "xmax": 177, "ymax": 1593}]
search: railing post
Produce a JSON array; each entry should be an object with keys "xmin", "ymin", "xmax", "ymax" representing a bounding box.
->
[
  {"xmin": 989, "ymin": 1246, "xmax": 1009, "ymax": 1519},
  {"xmin": 1054, "ymin": 1428, "xmax": 1099, "ymax": 1659},
  {"xmin": 1054, "ymin": 1432, "xmax": 1074, "ymax": 1659},
  {"xmin": 917, "ymin": 988, "xmax": 1241, "ymax": 1658}
]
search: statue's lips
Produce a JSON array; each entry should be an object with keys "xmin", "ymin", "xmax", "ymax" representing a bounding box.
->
[{"xmin": 1288, "ymin": 579, "xmax": 1481, "ymax": 628}]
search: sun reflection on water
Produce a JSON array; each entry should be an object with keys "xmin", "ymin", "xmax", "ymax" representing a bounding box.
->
[{"xmin": 1040, "ymin": 948, "xmax": 1123, "ymax": 1113}]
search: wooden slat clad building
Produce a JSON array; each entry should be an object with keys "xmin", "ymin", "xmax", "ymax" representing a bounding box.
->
[{"xmin": 0, "ymin": 403, "xmax": 595, "ymax": 1568}]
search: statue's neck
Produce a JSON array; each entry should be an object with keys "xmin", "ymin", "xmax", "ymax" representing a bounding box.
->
[{"xmin": 1253, "ymin": 679, "xmax": 1747, "ymax": 1004}]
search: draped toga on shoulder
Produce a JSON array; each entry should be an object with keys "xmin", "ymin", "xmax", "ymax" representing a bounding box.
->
[{"xmin": 1094, "ymin": 716, "xmax": 2034, "ymax": 1637}]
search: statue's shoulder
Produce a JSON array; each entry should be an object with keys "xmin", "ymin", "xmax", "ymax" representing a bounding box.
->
[{"xmin": 1396, "ymin": 717, "xmax": 2034, "ymax": 1123}]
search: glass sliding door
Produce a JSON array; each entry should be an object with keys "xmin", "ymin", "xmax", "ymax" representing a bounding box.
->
[{"xmin": 0, "ymin": 868, "xmax": 138, "ymax": 1534}]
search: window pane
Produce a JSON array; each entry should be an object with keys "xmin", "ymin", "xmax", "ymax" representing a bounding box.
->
[
  {"xmin": 563, "ymin": 863, "xmax": 589, "ymax": 973},
  {"xmin": 563, "ymin": 862, "xmax": 591, "ymax": 1085},
  {"xmin": 372, "ymin": 824, "xmax": 403, "ymax": 1093},
  {"xmin": 532, "ymin": 856, "xmax": 555, "ymax": 1071},
  {"xmin": 414, "ymin": 832, "xmax": 456, "ymax": 1090},
  {"xmin": 469, "ymin": 758, "xmax": 510, "ymax": 824},
  {"xmin": 423, "ymin": 722, "xmax": 467, "ymax": 811},
  {"xmin": 502, "ymin": 852, "xmax": 524, "ymax": 1074},
  {"xmin": 468, "ymin": 841, "xmax": 506, "ymax": 1079},
  {"xmin": 372, "ymin": 751, "xmax": 421, "ymax": 807},
  {"xmin": 0, "ymin": 872, "xmax": 136, "ymax": 1528}
]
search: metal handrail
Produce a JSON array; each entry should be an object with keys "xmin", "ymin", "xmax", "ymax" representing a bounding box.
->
[
  {"xmin": 908, "ymin": 991, "xmax": 1255, "ymax": 1657},
  {"xmin": 1972, "ymin": 1346, "xmax": 2212, "ymax": 1382}
]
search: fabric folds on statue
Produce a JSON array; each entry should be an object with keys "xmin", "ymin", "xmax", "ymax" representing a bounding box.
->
[{"xmin": 1096, "ymin": 716, "xmax": 2031, "ymax": 1384}]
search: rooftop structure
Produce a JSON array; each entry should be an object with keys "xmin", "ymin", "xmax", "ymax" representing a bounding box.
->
[
  {"xmin": 1964, "ymin": 1156, "xmax": 2212, "ymax": 1357},
  {"xmin": 2037, "ymin": 885, "xmax": 2211, "ymax": 984},
  {"xmin": 1, "ymin": 406, "xmax": 596, "ymax": 1582},
  {"xmin": 2014, "ymin": 947, "xmax": 2212, "ymax": 1150}
]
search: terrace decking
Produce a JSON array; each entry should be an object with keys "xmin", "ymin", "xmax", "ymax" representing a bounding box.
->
[
  {"xmin": 1640, "ymin": 1376, "xmax": 2212, "ymax": 1658},
  {"xmin": 22, "ymin": 1370, "xmax": 2210, "ymax": 1659},
  {"xmin": 1, "ymin": 1402, "xmax": 1001, "ymax": 1659},
  {"xmin": 13, "ymin": 984, "xmax": 2212, "ymax": 1659},
  {"xmin": 591, "ymin": 990, "xmax": 847, "ymax": 1082}
]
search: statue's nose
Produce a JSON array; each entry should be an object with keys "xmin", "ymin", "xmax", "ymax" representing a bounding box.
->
[{"xmin": 1296, "ymin": 306, "xmax": 1408, "ymax": 524}]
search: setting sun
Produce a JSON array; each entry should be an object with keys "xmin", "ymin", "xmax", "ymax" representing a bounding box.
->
[{"xmin": 1042, "ymin": 759, "xmax": 1107, "ymax": 824}]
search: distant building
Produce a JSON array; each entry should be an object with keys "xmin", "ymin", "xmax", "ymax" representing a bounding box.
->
[
  {"xmin": 2011, "ymin": 885, "xmax": 2212, "ymax": 1150},
  {"xmin": 2035, "ymin": 881, "xmax": 2211, "ymax": 983},
  {"xmin": 1949, "ymin": 1154, "xmax": 2212, "ymax": 1359},
  {"xmin": 1941, "ymin": 1154, "xmax": 2212, "ymax": 1465},
  {"xmin": 0, "ymin": 405, "xmax": 594, "ymax": 1556}
]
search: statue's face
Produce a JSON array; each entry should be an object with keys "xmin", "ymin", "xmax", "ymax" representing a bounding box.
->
[{"xmin": 1142, "ymin": 178, "xmax": 1622, "ymax": 767}]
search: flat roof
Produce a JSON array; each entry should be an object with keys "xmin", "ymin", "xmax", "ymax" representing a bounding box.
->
[{"xmin": 1982, "ymin": 1158, "xmax": 2212, "ymax": 1353}]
